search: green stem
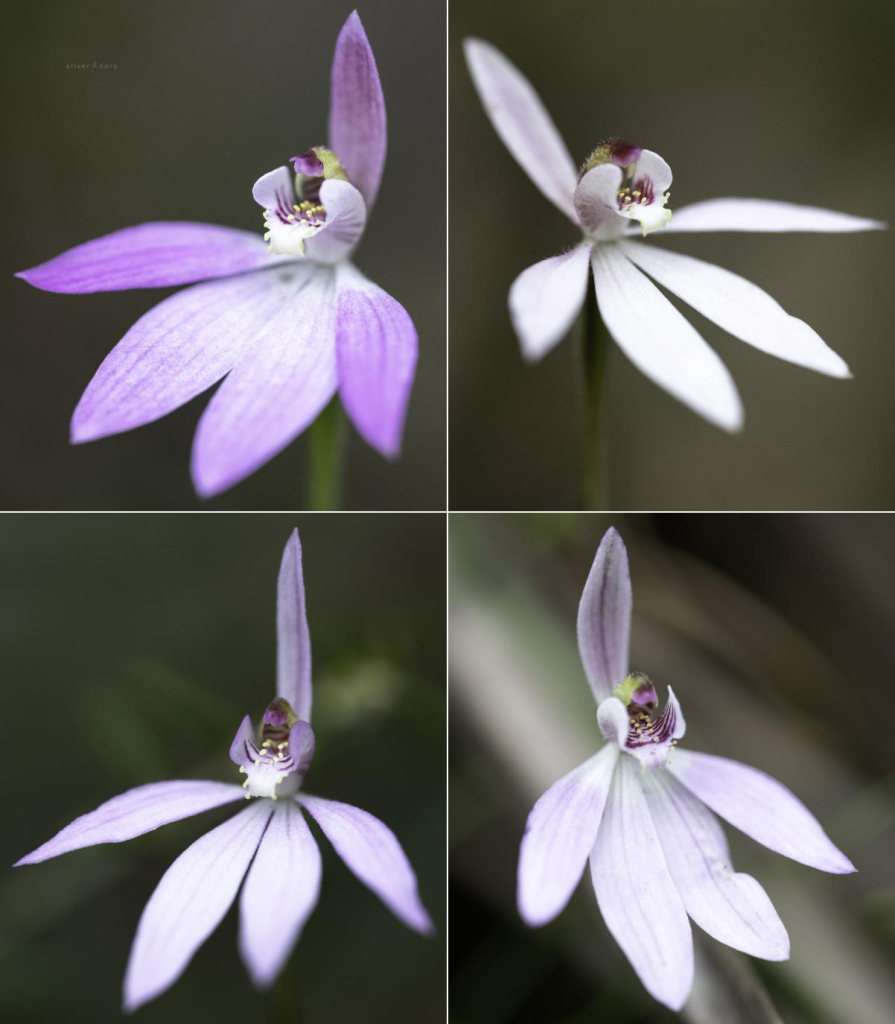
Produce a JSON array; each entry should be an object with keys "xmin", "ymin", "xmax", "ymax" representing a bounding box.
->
[
  {"xmin": 581, "ymin": 283, "xmax": 609, "ymax": 509},
  {"xmin": 307, "ymin": 398, "xmax": 345, "ymax": 510}
]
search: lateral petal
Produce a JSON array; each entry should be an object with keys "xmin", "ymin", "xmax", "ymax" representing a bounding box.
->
[
  {"xmin": 664, "ymin": 198, "xmax": 885, "ymax": 233},
  {"xmin": 509, "ymin": 244, "xmax": 591, "ymax": 361}
]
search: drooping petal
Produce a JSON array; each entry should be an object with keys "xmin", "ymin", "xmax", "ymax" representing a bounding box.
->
[
  {"xmin": 664, "ymin": 198, "xmax": 885, "ymax": 233},
  {"xmin": 14, "ymin": 780, "xmax": 245, "ymax": 866},
  {"xmin": 518, "ymin": 744, "xmax": 618, "ymax": 927},
  {"xmin": 239, "ymin": 802, "xmax": 322, "ymax": 987},
  {"xmin": 509, "ymin": 244, "xmax": 591, "ymax": 361},
  {"xmin": 464, "ymin": 38, "xmax": 579, "ymax": 223},
  {"xmin": 621, "ymin": 242, "xmax": 850, "ymax": 378},
  {"xmin": 15, "ymin": 222, "xmax": 278, "ymax": 294},
  {"xmin": 275, "ymin": 530, "xmax": 313, "ymax": 721},
  {"xmin": 190, "ymin": 265, "xmax": 338, "ymax": 498},
  {"xmin": 328, "ymin": 11, "xmax": 387, "ymax": 210},
  {"xmin": 591, "ymin": 245, "xmax": 744, "ymax": 432},
  {"xmin": 590, "ymin": 756, "xmax": 693, "ymax": 1011},
  {"xmin": 123, "ymin": 800, "xmax": 273, "ymax": 1012},
  {"xmin": 574, "ymin": 164, "xmax": 625, "ymax": 238},
  {"xmin": 304, "ymin": 180, "xmax": 367, "ymax": 265},
  {"xmin": 577, "ymin": 527, "xmax": 632, "ymax": 703},
  {"xmin": 298, "ymin": 794, "xmax": 433, "ymax": 934},
  {"xmin": 643, "ymin": 770, "xmax": 790, "ymax": 960},
  {"xmin": 71, "ymin": 269, "xmax": 290, "ymax": 444},
  {"xmin": 669, "ymin": 749, "xmax": 855, "ymax": 874},
  {"xmin": 334, "ymin": 263, "xmax": 417, "ymax": 457}
]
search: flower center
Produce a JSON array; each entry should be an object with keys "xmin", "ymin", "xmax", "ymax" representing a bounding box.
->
[
  {"xmin": 598, "ymin": 673, "xmax": 685, "ymax": 770},
  {"xmin": 262, "ymin": 146, "xmax": 349, "ymax": 257},
  {"xmin": 238, "ymin": 698, "xmax": 300, "ymax": 800}
]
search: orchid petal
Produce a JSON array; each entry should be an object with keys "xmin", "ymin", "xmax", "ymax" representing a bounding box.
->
[
  {"xmin": 298, "ymin": 794, "xmax": 433, "ymax": 934},
  {"xmin": 15, "ymin": 222, "xmax": 277, "ymax": 294},
  {"xmin": 190, "ymin": 265, "xmax": 337, "ymax": 498},
  {"xmin": 509, "ymin": 244, "xmax": 591, "ymax": 361},
  {"xmin": 591, "ymin": 245, "xmax": 744, "ymax": 432},
  {"xmin": 665, "ymin": 198, "xmax": 885, "ymax": 234},
  {"xmin": 14, "ymin": 781, "xmax": 245, "ymax": 866},
  {"xmin": 633, "ymin": 150, "xmax": 673, "ymax": 196},
  {"xmin": 288, "ymin": 721, "xmax": 316, "ymax": 779},
  {"xmin": 123, "ymin": 801, "xmax": 273, "ymax": 1011},
  {"xmin": 229, "ymin": 714, "xmax": 256, "ymax": 767},
  {"xmin": 643, "ymin": 770, "xmax": 790, "ymax": 960},
  {"xmin": 335, "ymin": 263, "xmax": 417, "ymax": 457},
  {"xmin": 669, "ymin": 749, "xmax": 855, "ymax": 874},
  {"xmin": 276, "ymin": 530, "xmax": 313, "ymax": 722},
  {"xmin": 597, "ymin": 696, "xmax": 630, "ymax": 746},
  {"xmin": 577, "ymin": 527, "xmax": 632, "ymax": 703},
  {"xmin": 304, "ymin": 180, "xmax": 367, "ymax": 265},
  {"xmin": 518, "ymin": 745, "xmax": 617, "ymax": 927},
  {"xmin": 574, "ymin": 164, "xmax": 625, "ymax": 237},
  {"xmin": 464, "ymin": 38, "xmax": 579, "ymax": 223},
  {"xmin": 590, "ymin": 756, "xmax": 693, "ymax": 1011},
  {"xmin": 251, "ymin": 166, "xmax": 294, "ymax": 213},
  {"xmin": 328, "ymin": 11, "xmax": 386, "ymax": 210},
  {"xmin": 239, "ymin": 802, "xmax": 322, "ymax": 987}
]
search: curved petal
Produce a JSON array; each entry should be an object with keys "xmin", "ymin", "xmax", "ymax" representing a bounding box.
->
[
  {"xmin": 71, "ymin": 269, "xmax": 289, "ymax": 444},
  {"xmin": 590, "ymin": 756, "xmax": 693, "ymax": 1011},
  {"xmin": 16, "ymin": 222, "xmax": 277, "ymax": 294},
  {"xmin": 298, "ymin": 794, "xmax": 433, "ymax": 934},
  {"xmin": 123, "ymin": 801, "xmax": 273, "ymax": 1012},
  {"xmin": 14, "ymin": 780, "xmax": 245, "ymax": 866},
  {"xmin": 276, "ymin": 530, "xmax": 313, "ymax": 722},
  {"xmin": 518, "ymin": 744, "xmax": 618, "ymax": 927},
  {"xmin": 574, "ymin": 164, "xmax": 625, "ymax": 237},
  {"xmin": 591, "ymin": 245, "xmax": 743, "ymax": 432},
  {"xmin": 252, "ymin": 166, "xmax": 294, "ymax": 211},
  {"xmin": 190, "ymin": 265, "xmax": 338, "ymax": 498},
  {"xmin": 304, "ymin": 180, "xmax": 367, "ymax": 265},
  {"xmin": 464, "ymin": 38, "xmax": 579, "ymax": 223},
  {"xmin": 643, "ymin": 770, "xmax": 790, "ymax": 960},
  {"xmin": 509, "ymin": 244, "xmax": 591, "ymax": 361},
  {"xmin": 328, "ymin": 11, "xmax": 387, "ymax": 210},
  {"xmin": 633, "ymin": 150, "xmax": 672, "ymax": 196},
  {"xmin": 577, "ymin": 526, "xmax": 632, "ymax": 703},
  {"xmin": 334, "ymin": 263, "xmax": 417, "ymax": 457},
  {"xmin": 239, "ymin": 802, "xmax": 322, "ymax": 987},
  {"xmin": 664, "ymin": 198, "xmax": 885, "ymax": 234},
  {"xmin": 229, "ymin": 714, "xmax": 256, "ymax": 767},
  {"xmin": 621, "ymin": 242, "xmax": 849, "ymax": 377},
  {"xmin": 669, "ymin": 749, "xmax": 855, "ymax": 874}
]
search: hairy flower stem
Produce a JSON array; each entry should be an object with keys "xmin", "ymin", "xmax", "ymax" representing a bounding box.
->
[
  {"xmin": 582, "ymin": 283, "xmax": 609, "ymax": 509},
  {"xmin": 307, "ymin": 397, "xmax": 345, "ymax": 510}
]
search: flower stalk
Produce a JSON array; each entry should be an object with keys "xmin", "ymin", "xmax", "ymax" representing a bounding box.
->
[
  {"xmin": 582, "ymin": 283, "xmax": 609, "ymax": 510},
  {"xmin": 307, "ymin": 398, "xmax": 345, "ymax": 510}
]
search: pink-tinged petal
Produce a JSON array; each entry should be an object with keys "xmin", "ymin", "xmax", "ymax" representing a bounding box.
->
[
  {"xmin": 123, "ymin": 801, "xmax": 273, "ymax": 1012},
  {"xmin": 276, "ymin": 530, "xmax": 313, "ymax": 722},
  {"xmin": 665, "ymin": 198, "xmax": 885, "ymax": 233},
  {"xmin": 288, "ymin": 721, "xmax": 316, "ymax": 779},
  {"xmin": 518, "ymin": 745, "xmax": 618, "ymax": 927},
  {"xmin": 334, "ymin": 263, "xmax": 417, "ymax": 457},
  {"xmin": 574, "ymin": 164, "xmax": 625, "ymax": 237},
  {"xmin": 190, "ymin": 265, "xmax": 338, "ymax": 498},
  {"xmin": 16, "ymin": 222, "xmax": 277, "ymax": 294},
  {"xmin": 643, "ymin": 770, "xmax": 790, "ymax": 961},
  {"xmin": 71, "ymin": 269, "xmax": 289, "ymax": 444},
  {"xmin": 577, "ymin": 527, "xmax": 632, "ymax": 703},
  {"xmin": 464, "ymin": 38, "xmax": 579, "ymax": 223},
  {"xmin": 304, "ymin": 180, "xmax": 367, "ymax": 265},
  {"xmin": 591, "ymin": 245, "xmax": 744, "ymax": 432},
  {"xmin": 298, "ymin": 794, "xmax": 433, "ymax": 934},
  {"xmin": 509, "ymin": 244, "xmax": 591, "ymax": 361},
  {"xmin": 669, "ymin": 749, "xmax": 855, "ymax": 874},
  {"xmin": 328, "ymin": 11, "xmax": 386, "ymax": 209},
  {"xmin": 229, "ymin": 714, "xmax": 256, "ymax": 767},
  {"xmin": 239, "ymin": 802, "xmax": 322, "ymax": 988},
  {"xmin": 621, "ymin": 241, "xmax": 850, "ymax": 378},
  {"xmin": 14, "ymin": 780, "xmax": 245, "ymax": 866},
  {"xmin": 590, "ymin": 756, "xmax": 693, "ymax": 1011}
]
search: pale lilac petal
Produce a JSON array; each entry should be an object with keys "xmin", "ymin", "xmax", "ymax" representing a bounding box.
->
[
  {"xmin": 597, "ymin": 696, "xmax": 630, "ymax": 746},
  {"xmin": 633, "ymin": 150, "xmax": 673, "ymax": 196},
  {"xmin": 669, "ymin": 749, "xmax": 855, "ymax": 874},
  {"xmin": 573, "ymin": 164, "xmax": 625, "ymax": 237},
  {"xmin": 276, "ymin": 530, "xmax": 313, "ymax": 722},
  {"xmin": 239, "ymin": 802, "xmax": 322, "ymax": 987},
  {"xmin": 665, "ymin": 198, "xmax": 885, "ymax": 233},
  {"xmin": 334, "ymin": 263, "xmax": 417, "ymax": 457},
  {"xmin": 621, "ymin": 241, "xmax": 850, "ymax": 378},
  {"xmin": 71, "ymin": 269, "xmax": 289, "ymax": 444},
  {"xmin": 16, "ymin": 222, "xmax": 277, "ymax": 293},
  {"xmin": 577, "ymin": 527, "xmax": 632, "ymax": 703},
  {"xmin": 14, "ymin": 781, "xmax": 245, "ymax": 866},
  {"xmin": 591, "ymin": 245, "xmax": 744, "ymax": 432},
  {"xmin": 229, "ymin": 714, "xmax": 256, "ymax": 767},
  {"xmin": 464, "ymin": 38, "xmax": 579, "ymax": 222},
  {"xmin": 643, "ymin": 770, "xmax": 790, "ymax": 960},
  {"xmin": 304, "ymin": 180, "xmax": 367, "ymax": 265},
  {"xmin": 509, "ymin": 244, "xmax": 591, "ymax": 361},
  {"xmin": 518, "ymin": 745, "xmax": 617, "ymax": 927},
  {"xmin": 190, "ymin": 265, "xmax": 338, "ymax": 498},
  {"xmin": 123, "ymin": 801, "xmax": 273, "ymax": 1011},
  {"xmin": 298, "ymin": 794, "xmax": 433, "ymax": 934},
  {"xmin": 590, "ymin": 756, "xmax": 693, "ymax": 1011},
  {"xmin": 288, "ymin": 721, "xmax": 316, "ymax": 779},
  {"xmin": 328, "ymin": 11, "xmax": 386, "ymax": 209},
  {"xmin": 252, "ymin": 166, "xmax": 294, "ymax": 212}
]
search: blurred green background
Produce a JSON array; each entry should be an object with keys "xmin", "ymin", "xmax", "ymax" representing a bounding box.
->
[
  {"xmin": 1, "ymin": 0, "xmax": 444, "ymax": 510},
  {"xmin": 0, "ymin": 513, "xmax": 445, "ymax": 1022},
  {"xmin": 450, "ymin": 0, "xmax": 895, "ymax": 510},
  {"xmin": 450, "ymin": 513, "xmax": 895, "ymax": 1023}
]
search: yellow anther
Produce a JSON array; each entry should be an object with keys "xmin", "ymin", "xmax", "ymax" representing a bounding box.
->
[
  {"xmin": 238, "ymin": 766, "xmax": 245, "ymax": 774},
  {"xmin": 293, "ymin": 204, "xmax": 301, "ymax": 211},
  {"xmin": 277, "ymin": 742, "xmax": 288, "ymax": 750},
  {"xmin": 287, "ymin": 214, "xmax": 295, "ymax": 221},
  {"xmin": 632, "ymin": 190, "xmax": 641, "ymax": 197}
]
